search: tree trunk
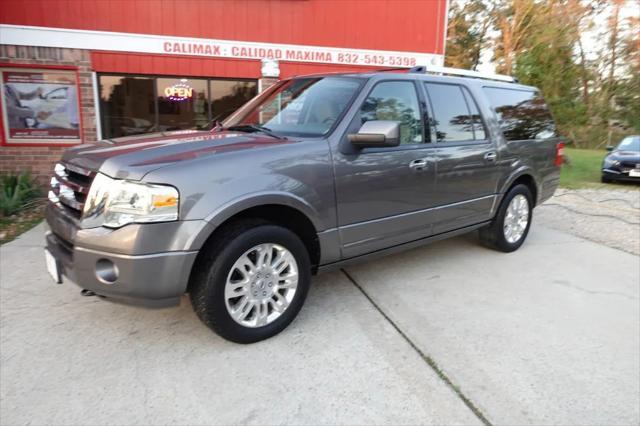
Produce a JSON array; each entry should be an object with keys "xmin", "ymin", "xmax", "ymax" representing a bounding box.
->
[
  {"xmin": 607, "ymin": 1, "xmax": 621, "ymax": 103},
  {"xmin": 577, "ymin": 36, "xmax": 590, "ymax": 114},
  {"xmin": 606, "ymin": 0, "xmax": 622, "ymax": 137}
]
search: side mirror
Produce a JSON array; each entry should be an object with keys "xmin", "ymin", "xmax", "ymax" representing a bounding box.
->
[
  {"xmin": 348, "ymin": 120, "xmax": 400, "ymax": 148},
  {"xmin": 606, "ymin": 146, "xmax": 614, "ymax": 152}
]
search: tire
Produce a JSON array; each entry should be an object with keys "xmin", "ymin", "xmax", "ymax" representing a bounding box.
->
[
  {"xmin": 189, "ymin": 219, "xmax": 311, "ymax": 343},
  {"xmin": 601, "ymin": 175, "xmax": 612, "ymax": 183},
  {"xmin": 479, "ymin": 184, "xmax": 533, "ymax": 253}
]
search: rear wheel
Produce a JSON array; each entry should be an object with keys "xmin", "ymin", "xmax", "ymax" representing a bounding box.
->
[
  {"xmin": 479, "ymin": 184, "xmax": 533, "ymax": 252},
  {"xmin": 189, "ymin": 220, "xmax": 311, "ymax": 343}
]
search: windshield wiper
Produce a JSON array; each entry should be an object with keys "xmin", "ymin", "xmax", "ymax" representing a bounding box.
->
[{"xmin": 225, "ymin": 124, "xmax": 286, "ymax": 140}]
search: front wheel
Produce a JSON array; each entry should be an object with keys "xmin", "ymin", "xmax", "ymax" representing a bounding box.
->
[
  {"xmin": 479, "ymin": 184, "xmax": 533, "ymax": 252},
  {"xmin": 189, "ymin": 220, "xmax": 311, "ymax": 343}
]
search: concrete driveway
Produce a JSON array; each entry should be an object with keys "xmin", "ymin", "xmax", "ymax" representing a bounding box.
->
[{"xmin": 1, "ymin": 222, "xmax": 638, "ymax": 425}]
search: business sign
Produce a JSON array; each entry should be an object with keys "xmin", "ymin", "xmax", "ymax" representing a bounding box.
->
[
  {"xmin": 0, "ymin": 68, "xmax": 81, "ymax": 145},
  {"xmin": 0, "ymin": 25, "xmax": 445, "ymax": 68},
  {"xmin": 163, "ymin": 81, "xmax": 193, "ymax": 102}
]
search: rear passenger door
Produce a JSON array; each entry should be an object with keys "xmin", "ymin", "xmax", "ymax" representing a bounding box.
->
[{"xmin": 423, "ymin": 82, "xmax": 501, "ymax": 234}]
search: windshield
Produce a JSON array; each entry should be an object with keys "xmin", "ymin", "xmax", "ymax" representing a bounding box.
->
[
  {"xmin": 617, "ymin": 136, "xmax": 640, "ymax": 152},
  {"xmin": 223, "ymin": 77, "xmax": 362, "ymax": 137}
]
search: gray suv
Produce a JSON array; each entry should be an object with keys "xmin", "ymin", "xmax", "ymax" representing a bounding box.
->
[{"xmin": 44, "ymin": 67, "xmax": 563, "ymax": 343}]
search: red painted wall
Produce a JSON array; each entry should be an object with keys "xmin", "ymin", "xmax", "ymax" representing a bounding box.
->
[
  {"xmin": 0, "ymin": 0, "xmax": 447, "ymax": 78},
  {"xmin": 0, "ymin": 0, "xmax": 446, "ymax": 53},
  {"xmin": 90, "ymin": 51, "xmax": 376, "ymax": 79}
]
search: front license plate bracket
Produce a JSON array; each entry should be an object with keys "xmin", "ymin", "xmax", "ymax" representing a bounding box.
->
[{"xmin": 44, "ymin": 249, "xmax": 63, "ymax": 284}]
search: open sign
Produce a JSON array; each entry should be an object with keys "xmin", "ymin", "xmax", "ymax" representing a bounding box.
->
[{"xmin": 164, "ymin": 83, "xmax": 193, "ymax": 101}]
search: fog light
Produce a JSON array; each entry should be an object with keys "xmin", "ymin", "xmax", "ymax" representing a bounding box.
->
[{"xmin": 95, "ymin": 259, "xmax": 118, "ymax": 284}]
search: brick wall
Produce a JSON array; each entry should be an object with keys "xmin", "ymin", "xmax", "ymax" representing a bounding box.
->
[{"xmin": 0, "ymin": 45, "xmax": 97, "ymax": 186}]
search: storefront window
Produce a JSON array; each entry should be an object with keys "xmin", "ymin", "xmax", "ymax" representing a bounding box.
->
[
  {"xmin": 210, "ymin": 80, "xmax": 258, "ymax": 123},
  {"xmin": 99, "ymin": 76, "xmax": 155, "ymax": 139},
  {"xmin": 157, "ymin": 78, "xmax": 209, "ymax": 131},
  {"xmin": 98, "ymin": 74, "xmax": 257, "ymax": 139}
]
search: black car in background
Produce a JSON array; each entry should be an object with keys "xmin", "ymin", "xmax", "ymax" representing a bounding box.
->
[{"xmin": 602, "ymin": 135, "xmax": 640, "ymax": 183}]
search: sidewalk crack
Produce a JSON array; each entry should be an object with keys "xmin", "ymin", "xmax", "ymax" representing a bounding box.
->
[
  {"xmin": 341, "ymin": 268, "xmax": 492, "ymax": 426},
  {"xmin": 552, "ymin": 280, "xmax": 638, "ymax": 300}
]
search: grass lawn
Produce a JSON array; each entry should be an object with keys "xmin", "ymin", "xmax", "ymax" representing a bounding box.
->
[
  {"xmin": 560, "ymin": 148, "xmax": 605, "ymax": 188},
  {"xmin": 560, "ymin": 147, "xmax": 638, "ymax": 190}
]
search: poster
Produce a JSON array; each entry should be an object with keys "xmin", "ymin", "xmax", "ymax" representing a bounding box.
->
[{"xmin": 1, "ymin": 68, "xmax": 81, "ymax": 144}]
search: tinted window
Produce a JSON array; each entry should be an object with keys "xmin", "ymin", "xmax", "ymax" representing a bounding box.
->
[
  {"xmin": 210, "ymin": 80, "xmax": 258, "ymax": 122},
  {"xmin": 99, "ymin": 76, "xmax": 155, "ymax": 139},
  {"xmin": 360, "ymin": 81, "xmax": 423, "ymax": 145},
  {"xmin": 462, "ymin": 87, "xmax": 486, "ymax": 139},
  {"xmin": 425, "ymin": 83, "xmax": 475, "ymax": 142},
  {"xmin": 157, "ymin": 78, "xmax": 209, "ymax": 131},
  {"xmin": 483, "ymin": 87, "xmax": 557, "ymax": 141}
]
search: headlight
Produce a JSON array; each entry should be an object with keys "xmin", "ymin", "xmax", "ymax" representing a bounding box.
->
[
  {"xmin": 603, "ymin": 157, "xmax": 619, "ymax": 168},
  {"xmin": 83, "ymin": 173, "xmax": 179, "ymax": 228}
]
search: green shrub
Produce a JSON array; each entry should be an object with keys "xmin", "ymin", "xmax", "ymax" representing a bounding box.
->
[{"xmin": 0, "ymin": 172, "xmax": 41, "ymax": 217}]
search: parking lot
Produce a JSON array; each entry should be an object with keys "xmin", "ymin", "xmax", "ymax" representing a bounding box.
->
[{"xmin": 1, "ymin": 220, "xmax": 639, "ymax": 425}]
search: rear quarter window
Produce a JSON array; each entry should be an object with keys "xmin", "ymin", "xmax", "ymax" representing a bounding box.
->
[{"xmin": 483, "ymin": 87, "xmax": 557, "ymax": 141}]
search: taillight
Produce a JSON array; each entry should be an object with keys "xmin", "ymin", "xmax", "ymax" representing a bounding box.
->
[{"xmin": 555, "ymin": 142, "xmax": 565, "ymax": 167}]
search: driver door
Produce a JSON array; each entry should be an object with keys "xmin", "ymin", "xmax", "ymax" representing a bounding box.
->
[{"xmin": 332, "ymin": 80, "xmax": 438, "ymax": 259}]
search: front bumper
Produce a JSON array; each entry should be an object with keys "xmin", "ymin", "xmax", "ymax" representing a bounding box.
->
[
  {"xmin": 44, "ymin": 204, "xmax": 203, "ymax": 308},
  {"xmin": 602, "ymin": 168, "xmax": 640, "ymax": 182}
]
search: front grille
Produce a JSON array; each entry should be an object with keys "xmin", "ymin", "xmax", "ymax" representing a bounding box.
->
[
  {"xmin": 49, "ymin": 162, "xmax": 96, "ymax": 220},
  {"xmin": 620, "ymin": 161, "xmax": 640, "ymax": 171}
]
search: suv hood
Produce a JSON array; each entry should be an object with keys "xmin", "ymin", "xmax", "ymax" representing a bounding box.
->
[{"xmin": 61, "ymin": 130, "xmax": 292, "ymax": 180}]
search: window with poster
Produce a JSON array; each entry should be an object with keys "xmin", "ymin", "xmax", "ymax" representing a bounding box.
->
[{"xmin": 0, "ymin": 66, "xmax": 82, "ymax": 146}]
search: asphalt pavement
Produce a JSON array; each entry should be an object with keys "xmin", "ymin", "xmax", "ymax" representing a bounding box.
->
[{"xmin": 1, "ymin": 222, "xmax": 638, "ymax": 425}]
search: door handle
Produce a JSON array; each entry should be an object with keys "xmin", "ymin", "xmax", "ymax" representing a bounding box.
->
[
  {"xmin": 409, "ymin": 158, "xmax": 428, "ymax": 171},
  {"xmin": 484, "ymin": 152, "xmax": 497, "ymax": 162}
]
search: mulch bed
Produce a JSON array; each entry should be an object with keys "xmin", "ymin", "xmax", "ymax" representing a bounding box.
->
[{"xmin": 0, "ymin": 202, "xmax": 46, "ymax": 245}]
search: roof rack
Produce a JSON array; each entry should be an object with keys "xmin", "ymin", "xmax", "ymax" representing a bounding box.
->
[
  {"xmin": 376, "ymin": 67, "xmax": 413, "ymax": 73},
  {"xmin": 408, "ymin": 65, "xmax": 518, "ymax": 83}
]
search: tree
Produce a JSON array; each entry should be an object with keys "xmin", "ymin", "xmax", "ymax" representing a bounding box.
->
[
  {"xmin": 612, "ymin": 14, "xmax": 640, "ymax": 133},
  {"xmin": 445, "ymin": 0, "xmax": 493, "ymax": 70},
  {"xmin": 491, "ymin": 0, "xmax": 537, "ymax": 75},
  {"xmin": 492, "ymin": 0, "xmax": 587, "ymax": 139},
  {"xmin": 563, "ymin": 0, "xmax": 602, "ymax": 117},
  {"xmin": 444, "ymin": 0, "xmax": 639, "ymax": 147},
  {"xmin": 583, "ymin": 0, "xmax": 638, "ymax": 144}
]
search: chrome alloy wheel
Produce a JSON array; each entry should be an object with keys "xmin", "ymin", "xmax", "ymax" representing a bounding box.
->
[
  {"xmin": 225, "ymin": 243, "xmax": 299, "ymax": 328},
  {"xmin": 503, "ymin": 194, "xmax": 530, "ymax": 244}
]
